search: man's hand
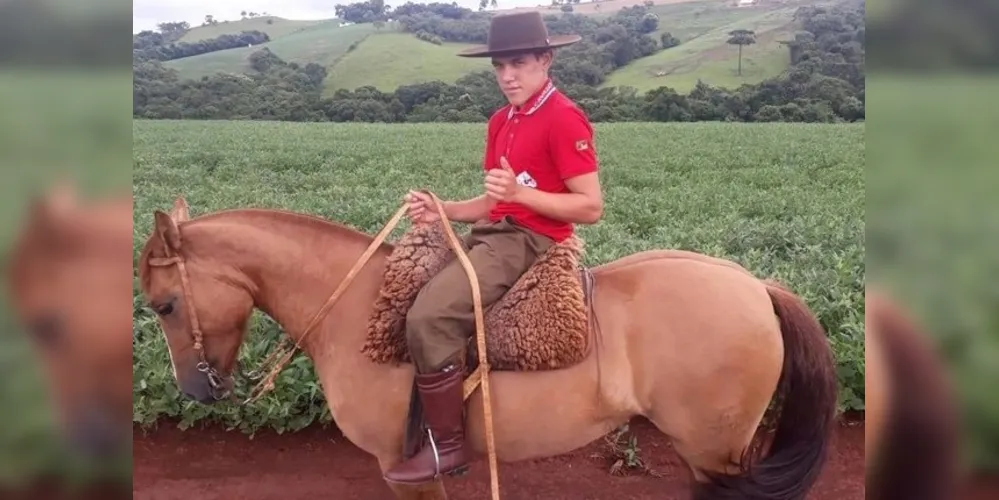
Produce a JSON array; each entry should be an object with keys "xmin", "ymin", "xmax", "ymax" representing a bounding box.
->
[
  {"xmin": 484, "ymin": 157, "xmax": 521, "ymax": 203},
  {"xmin": 404, "ymin": 190, "xmax": 440, "ymax": 224}
]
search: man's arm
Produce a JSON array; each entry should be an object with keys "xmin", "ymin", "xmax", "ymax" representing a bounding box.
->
[
  {"xmin": 444, "ymin": 194, "xmax": 495, "ymax": 223},
  {"xmin": 513, "ymin": 172, "xmax": 603, "ymax": 224}
]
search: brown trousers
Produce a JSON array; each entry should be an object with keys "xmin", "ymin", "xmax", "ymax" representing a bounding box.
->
[{"xmin": 405, "ymin": 216, "xmax": 554, "ymax": 373}]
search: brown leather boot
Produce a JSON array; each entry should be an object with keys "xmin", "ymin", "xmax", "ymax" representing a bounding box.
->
[{"xmin": 383, "ymin": 364, "xmax": 471, "ymax": 485}]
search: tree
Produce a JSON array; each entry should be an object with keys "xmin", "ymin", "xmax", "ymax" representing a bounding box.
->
[
  {"xmin": 726, "ymin": 29, "xmax": 756, "ymax": 76},
  {"xmin": 156, "ymin": 21, "xmax": 190, "ymax": 36},
  {"xmin": 660, "ymin": 32, "xmax": 679, "ymax": 49}
]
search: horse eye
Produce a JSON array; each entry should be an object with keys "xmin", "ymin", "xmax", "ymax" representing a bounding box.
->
[{"xmin": 154, "ymin": 303, "xmax": 174, "ymax": 316}]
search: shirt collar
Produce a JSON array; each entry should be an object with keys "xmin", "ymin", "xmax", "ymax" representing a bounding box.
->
[{"xmin": 508, "ymin": 78, "xmax": 557, "ymax": 119}]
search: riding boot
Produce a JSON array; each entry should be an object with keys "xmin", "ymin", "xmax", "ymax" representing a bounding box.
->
[{"xmin": 383, "ymin": 364, "xmax": 470, "ymax": 485}]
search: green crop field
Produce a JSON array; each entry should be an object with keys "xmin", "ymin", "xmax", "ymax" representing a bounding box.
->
[{"xmin": 131, "ymin": 119, "xmax": 865, "ymax": 434}]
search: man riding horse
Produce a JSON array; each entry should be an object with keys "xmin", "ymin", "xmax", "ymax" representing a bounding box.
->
[{"xmin": 383, "ymin": 11, "xmax": 605, "ymax": 485}]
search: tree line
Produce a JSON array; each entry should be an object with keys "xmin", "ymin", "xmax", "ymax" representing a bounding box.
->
[
  {"xmin": 132, "ymin": 1, "xmax": 865, "ymax": 123},
  {"xmin": 133, "ymin": 29, "xmax": 271, "ymax": 63}
]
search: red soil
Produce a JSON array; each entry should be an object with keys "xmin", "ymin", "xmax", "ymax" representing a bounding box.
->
[{"xmin": 132, "ymin": 416, "xmax": 867, "ymax": 500}]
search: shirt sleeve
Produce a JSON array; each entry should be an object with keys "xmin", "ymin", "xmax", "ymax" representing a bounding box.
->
[{"xmin": 549, "ymin": 107, "xmax": 598, "ymax": 180}]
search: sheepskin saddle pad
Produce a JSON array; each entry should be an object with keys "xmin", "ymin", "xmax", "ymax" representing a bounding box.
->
[{"xmin": 361, "ymin": 220, "xmax": 593, "ymax": 372}]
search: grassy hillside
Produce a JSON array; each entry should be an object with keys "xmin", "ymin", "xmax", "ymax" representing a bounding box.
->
[
  {"xmin": 132, "ymin": 119, "xmax": 864, "ymax": 432},
  {"xmin": 646, "ymin": 0, "xmax": 790, "ymax": 40},
  {"xmin": 160, "ymin": 0, "xmax": 819, "ymax": 93},
  {"xmin": 178, "ymin": 16, "xmax": 328, "ymax": 43},
  {"xmin": 166, "ymin": 22, "xmax": 375, "ymax": 80},
  {"xmin": 603, "ymin": 2, "xmax": 801, "ymax": 92},
  {"xmin": 325, "ymin": 33, "xmax": 485, "ymax": 93}
]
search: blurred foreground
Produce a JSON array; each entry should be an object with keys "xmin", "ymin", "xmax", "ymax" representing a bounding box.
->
[
  {"xmin": 0, "ymin": 0, "xmax": 131, "ymax": 497},
  {"xmin": 867, "ymin": 0, "xmax": 999, "ymax": 497}
]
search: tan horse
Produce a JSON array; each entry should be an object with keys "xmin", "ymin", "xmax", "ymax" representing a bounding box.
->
[
  {"xmin": 4, "ymin": 182, "xmax": 134, "ymax": 459},
  {"xmin": 864, "ymin": 289, "xmax": 962, "ymax": 500},
  {"xmin": 137, "ymin": 197, "xmax": 839, "ymax": 500}
]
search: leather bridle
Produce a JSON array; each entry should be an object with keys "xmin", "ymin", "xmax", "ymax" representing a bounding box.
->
[{"xmin": 147, "ymin": 252, "xmax": 233, "ymax": 401}]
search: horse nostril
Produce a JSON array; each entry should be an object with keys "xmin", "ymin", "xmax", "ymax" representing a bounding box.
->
[
  {"xmin": 181, "ymin": 378, "xmax": 218, "ymax": 404},
  {"xmin": 68, "ymin": 408, "xmax": 122, "ymax": 458},
  {"xmin": 29, "ymin": 313, "xmax": 62, "ymax": 346}
]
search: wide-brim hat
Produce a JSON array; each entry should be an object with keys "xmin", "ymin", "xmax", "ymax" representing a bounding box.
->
[{"xmin": 457, "ymin": 11, "xmax": 582, "ymax": 58}]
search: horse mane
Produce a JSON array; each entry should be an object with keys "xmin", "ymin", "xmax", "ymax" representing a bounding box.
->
[{"xmin": 137, "ymin": 206, "xmax": 396, "ymax": 293}]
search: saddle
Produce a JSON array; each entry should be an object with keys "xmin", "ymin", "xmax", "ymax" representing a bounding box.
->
[
  {"xmin": 361, "ymin": 219, "xmax": 596, "ymax": 462},
  {"xmin": 361, "ymin": 220, "xmax": 595, "ymax": 373}
]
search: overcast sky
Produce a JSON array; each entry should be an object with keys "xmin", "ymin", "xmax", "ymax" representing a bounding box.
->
[{"xmin": 133, "ymin": 0, "xmax": 546, "ymax": 33}]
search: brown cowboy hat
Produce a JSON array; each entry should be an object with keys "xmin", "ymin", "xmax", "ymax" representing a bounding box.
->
[{"xmin": 457, "ymin": 11, "xmax": 582, "ymax": 58}]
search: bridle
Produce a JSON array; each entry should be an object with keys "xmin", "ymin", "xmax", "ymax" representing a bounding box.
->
[
  {"xmin": 147, "ymin": 252, "xmax": 233, "ymax": 401},
  {"xmin": 146, "ymin": 192, "xmax": 505, "ymax": 500}
]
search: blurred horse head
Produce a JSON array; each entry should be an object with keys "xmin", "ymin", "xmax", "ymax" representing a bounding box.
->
[{"xmin": 3, "ymin": 181, "xmax": 133, "ymax": 459}]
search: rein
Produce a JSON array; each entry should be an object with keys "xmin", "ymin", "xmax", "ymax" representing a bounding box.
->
[{"xmin": 151, "ymin": 192, "xmax": 502, "ymax": 500}]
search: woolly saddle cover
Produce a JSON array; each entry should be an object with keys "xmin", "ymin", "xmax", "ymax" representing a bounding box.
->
[{"xmin": 361, "ymin": 221, "xmax": 592, "ymax": 372}]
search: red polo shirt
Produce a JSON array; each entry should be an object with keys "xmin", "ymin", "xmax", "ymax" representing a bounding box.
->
[{"xmin": 482, "ymin": 79, "xmax": 599, "ymax": 243}]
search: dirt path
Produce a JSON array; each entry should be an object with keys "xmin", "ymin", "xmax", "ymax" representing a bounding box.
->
[{"xmin": 133, "ymin": 416, "xmax": 866, "ymax": 500}]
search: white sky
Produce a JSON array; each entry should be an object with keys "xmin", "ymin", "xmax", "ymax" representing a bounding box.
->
[{"xmin": 132, "ymin": 0, "xmax": 547, "ymax": 33}]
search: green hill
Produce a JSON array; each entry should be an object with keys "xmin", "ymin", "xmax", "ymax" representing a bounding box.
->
[
  {"xmin": 178, "ymin": 16, "xmax": 328, "ymax": 43},
  {"xmin": 165, "ymin": 22, "xmax": 375, "ymax": 80},
  {"xmin": 604, "ymin": 3, "xmax": 802, "ymax": 92},
  {"xmin": 325, "ymin": 33, "xmax": 485, "ymax": 94},
  {"xmin": 160, "ymin": 0, "xmax": 819, "ymax": 93}
]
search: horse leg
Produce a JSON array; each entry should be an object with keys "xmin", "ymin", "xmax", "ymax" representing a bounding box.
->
[{"xmin": 648, "ymin": 410, "xmax": 762, "ymax": 499}]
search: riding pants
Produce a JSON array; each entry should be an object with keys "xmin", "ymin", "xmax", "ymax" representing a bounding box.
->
[{"xmin": 405, "ymin": 216, "xmax": 554, "ymax": 373}]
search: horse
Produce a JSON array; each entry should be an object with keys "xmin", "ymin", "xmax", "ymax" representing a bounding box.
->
[
  {"xmin": 864, "ymin": 289, "xmax": 961, "ymax": 500},
  {"xmin": 136, "ymin": 196, "xmax": 840, "ymax": 500},
  {"xmin": 4, "ymin": 181, "xmax": 134, "ymax": 459}
]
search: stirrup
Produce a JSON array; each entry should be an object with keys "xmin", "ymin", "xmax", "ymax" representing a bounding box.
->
[
  {"xmin": 426, "ymin": 429, "xmax": 469, "ymax": 478},
  {"xmin": 428, "ymin": 429, "xmax": 441, "ymax": 479}
]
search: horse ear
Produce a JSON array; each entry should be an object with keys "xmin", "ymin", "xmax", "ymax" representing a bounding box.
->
[
  {"xmin": 170, "ymin": 196, "xmax": 190, "ymax": 222},
  {"xmin": 29, "ymin": 180, "xmax": 77, "ymax": 227},
  {"xmin": 153, "ymin": 210, "xmax": 182, "ymax": 254}
]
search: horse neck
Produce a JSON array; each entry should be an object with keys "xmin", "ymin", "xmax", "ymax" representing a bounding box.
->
[{"xmin": 191, "ymin": 210, "xmax": 391, "ymax": 360}]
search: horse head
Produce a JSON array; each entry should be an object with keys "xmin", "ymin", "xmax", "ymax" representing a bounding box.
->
[
  {"xmin": 137, "ymin": 197, "xmax": 252, "ymax": 405},
  {"xmin": 4, "ymin": 181, "xmax": 133, "ymax": 459}
]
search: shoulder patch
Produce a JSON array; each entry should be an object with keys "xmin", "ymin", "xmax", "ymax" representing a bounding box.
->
[{"xmin": 575, "ymin": 140, "xmax": 589, "ymax": 151}]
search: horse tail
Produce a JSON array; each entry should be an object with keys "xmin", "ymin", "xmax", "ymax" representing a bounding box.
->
[
  {"xmin": 865, "ymin": 291, "xmax": 961, "ymax": 500},
  {"xmin": 693, "ymin": 279, "xmax": 838, "ymax": 500}
]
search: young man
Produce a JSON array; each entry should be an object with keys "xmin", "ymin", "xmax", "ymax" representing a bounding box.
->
[{"xmin": 383, "ymin": 11, "xmax": 603, "ymax": 485}]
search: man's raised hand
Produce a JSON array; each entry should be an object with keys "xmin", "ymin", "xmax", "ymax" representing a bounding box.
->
[{"xmin": 485, "ymin": 157, "xmax": 521, "ymax": 203}]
